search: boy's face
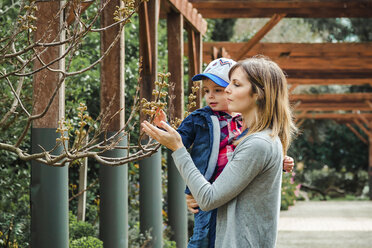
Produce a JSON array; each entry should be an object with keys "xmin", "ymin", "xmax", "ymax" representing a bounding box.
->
[{"xmin": 202, "ymin": 79, "xmax": 229, "ymax": 112}]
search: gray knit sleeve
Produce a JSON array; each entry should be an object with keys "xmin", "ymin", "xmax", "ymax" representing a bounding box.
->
[{"xmin": 172, "ymin": 132, "xmax": 281, "ymax": 211}]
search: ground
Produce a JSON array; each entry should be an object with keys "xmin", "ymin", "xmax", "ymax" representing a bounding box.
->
[{"xmin": 277, "ymin": 201, "xmax": 372, "ymax": 248}]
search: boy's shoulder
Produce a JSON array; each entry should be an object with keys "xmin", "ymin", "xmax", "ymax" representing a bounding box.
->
[{"xmin": 189, "ymin": 106, "xmax": 213, "ymax": 117}]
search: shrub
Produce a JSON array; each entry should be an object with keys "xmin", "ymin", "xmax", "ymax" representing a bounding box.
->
[
  {"xmin": 281, "ymin": 172, "xmax": 301, "ymax": 210},
  {"xmin": 70, "ymin": 236, "xmax": 103, "ymax": 248}
]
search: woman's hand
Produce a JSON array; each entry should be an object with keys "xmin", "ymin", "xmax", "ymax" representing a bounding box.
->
[
  {"xmin": 283, "ymin": 155, "xmax": 294, "ymax": 173},
  {"xmin": 141, "ymin": 120, "xmax": 184, "ymax": 151},
  {"xmin": 186, "ymin": 194, "xmax": 199, "ymax": 213}
]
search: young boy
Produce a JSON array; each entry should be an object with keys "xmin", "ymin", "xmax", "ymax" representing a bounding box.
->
[{"xmin": 155, "ymin": 58, "xmax": 294, "ymax": 248}]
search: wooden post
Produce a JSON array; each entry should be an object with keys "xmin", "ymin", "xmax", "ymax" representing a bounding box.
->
[
  {"xmin": 167, "ymin": 10, "xmax": 188, "ymax": 247},
  {"xmin": 139, "ymin": 1, "xmax": 163, "ymax": 247},
  {"xmin": 31, "ymin": 1, "xmax": 68, "ymax": 247},
  {"xmin": 99, "ymin": 0, "xmax": 128, "ymax": 246},
  {"xmin": 187, "ymin": 26, "xmax": 202, "ymax": 110}
]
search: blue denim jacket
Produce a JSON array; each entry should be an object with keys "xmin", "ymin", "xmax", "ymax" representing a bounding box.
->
[{"xmin": 177, "ymin": 106, "xmax": 220, "ymax": 194}]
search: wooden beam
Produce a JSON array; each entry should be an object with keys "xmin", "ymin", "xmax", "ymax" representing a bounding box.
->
[
  {"xmin": 167, "ymin": 11, "xmax": 184, "ymax": 119},
  {"xmin": 290, "ymin": 93, "xmax": 372, "ymax": 103},
  {"xmin": 189, "ymin": 0, "xmax": 372, "ymax": 18},
  {"xmin": 187, "ymin": 24, "xmax": 202, "ymax": 110},
  {"xmin": 353, "ymin": 118, "xmax": 371, "ymax": 138},
  {"xmin": 295, "ymin": 103, "xmax": 372, "ymax": 112},
  {"xmin": 237, "ymin": 13, "xmax": 286, "ymax": 60},
  {"xmin": 345, "ymin": 123, "xmax": 368, "ymax": 144},
  {"xmin": 287, "ymin": 78, "xmax": 372, "ymax": 86},
  {"xmin": 296, "ymin": 113, "xmax": 372, "ymax": 120},
  {"xmin": 285, "ymin": 69, "xmax": 372, "ymax": 80},
  {"xmin": 139, "ymin": 1, "xmax": 153, "ymax": 74},
  {"xmin": 160, "ymin": 0, "xmax": 207, "ymax": 35},
  {"xmin": 202, "ymin": 42, "xmax": 372, "ymax": 63}
]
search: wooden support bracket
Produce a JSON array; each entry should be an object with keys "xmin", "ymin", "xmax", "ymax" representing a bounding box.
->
[
  {"xmin": 237, "ymin": 13, "xmax": 286, "ymax": 60},
  {"xmin": 346, "ymin": 123, "xmax": 368, "ymax": 144}
]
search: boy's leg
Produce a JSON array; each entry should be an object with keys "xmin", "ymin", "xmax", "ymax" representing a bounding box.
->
[
  {"xmin": 188, "ymin": 209, "xmax": 212, "ymax": 248},
  {"xmin": 208, "ymin": 209, "xmax": 217, "ymax": 248}
]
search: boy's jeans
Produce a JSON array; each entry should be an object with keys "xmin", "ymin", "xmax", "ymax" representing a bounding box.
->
[{"xmin": 188, "ymin": 209, "xmax": 217, "ymax": 248}]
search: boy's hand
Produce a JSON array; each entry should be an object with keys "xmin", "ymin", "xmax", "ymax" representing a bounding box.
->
[
  {"xmin": 153, "ymin": 109, "xmax": 167, "ymax": 127},
  {"xmin": 186, "ymin": 194, "xmax": 199, "ymax": 213},
  {"xmin": 283, "ymin": 155, "xmax": 294, "ymax": 173}
]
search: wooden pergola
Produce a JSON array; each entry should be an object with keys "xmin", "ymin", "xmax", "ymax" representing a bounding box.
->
[{"xmin": 190, "ymin": 0, "xmax": 372, "ymax": 200}]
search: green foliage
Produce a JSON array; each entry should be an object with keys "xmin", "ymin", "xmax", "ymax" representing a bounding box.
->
[
  {"xmin": 289, "ymin": 120, "xmax": 369, "ymax": 199},
  {"xmin": 70, "ymin": 236, "xmax": 103, "ymax": 248},
  {"xmin": 69, "ymin": 213, "xmax": 97, "ymax": 241},
  {"xmin": 304, "ymin": 18, "xmax": 372, "ymax": 42},
  {"xmin": 210, "ymin": 19, "xmax": 237, "ymax": 41},
  {"xmin": 0, "ymin": 163, "xmax": 31, "ymax": 247},
  {"xmin": 281, "ymin": 172, "xmax": 302, "ymax": 210}
]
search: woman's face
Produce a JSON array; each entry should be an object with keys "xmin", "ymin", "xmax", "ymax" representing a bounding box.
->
[{"xmin": 225, "ymin": 67, "xmax": 257, "ymax": 116}]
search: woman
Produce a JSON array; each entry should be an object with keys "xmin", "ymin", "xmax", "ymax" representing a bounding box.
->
[{"xmin": 142, "ymin": 57, "xmax": 296, "ymax": 248}]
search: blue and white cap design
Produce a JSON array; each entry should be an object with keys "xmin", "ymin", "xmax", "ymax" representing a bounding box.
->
[{"xmin": 192, "ymin": 58, "xmax": 236, "ymax": 88}]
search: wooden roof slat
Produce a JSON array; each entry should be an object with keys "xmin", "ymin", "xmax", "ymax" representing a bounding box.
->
[
  {"xmin": 202, "ymin": 42, "xmax": 372, "ymax": 62},
  {"xmin": 162, "ymin": 0, "xmax": 207, "ymax": 35},
  {"xmin": 189, "ymin": 0, "xmax": 372, "ymax": 18},
  {"xmin": 295, "ymin": 103, "xmax": 372, "ymax": 112},
  {"xmin": 290, "ymin": 93, "xmax": 372, "ymax": 102},
  {"xmin": 295, "ymin": 113, "xmax": 372, "ymax": 120},
  {"xmin": 287, "ymin": 79, "xmax": 372, "ymax": 86}
]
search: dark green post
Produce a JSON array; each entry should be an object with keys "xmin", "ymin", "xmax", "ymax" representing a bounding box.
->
[
  {"xmin": 31, "ymin": 130, "xmax": 69, "ymax": 248},
  {"xmin": 99, "ymin": 0, "xmax": 128, "ymax": 246},
  {"xmin": 99, "ymin": 135, "xmax": 128, "ymax": 247},
  {"xmin": 139, "ymin": 150, "xmax": 163, "ymax": 247},
  {"xmin": 167, "ymin": 151, "xmax": 188, "ymax": 247},
  {"xmin": 167, "ymin": 10, "xmax": 188, "ymax": 247},
  {"xmin": 138, "ymin": 0, "xmax": 162, "ymax": 246}
]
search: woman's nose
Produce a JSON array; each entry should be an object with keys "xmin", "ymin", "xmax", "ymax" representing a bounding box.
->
[{"xmin": 225, "ymin": 86, "xmax": 231, "ymax": 94}]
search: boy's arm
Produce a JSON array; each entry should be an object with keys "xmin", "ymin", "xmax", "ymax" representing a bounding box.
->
[{"xmin": 177, "ymin": 114, "xmax": 197, "ymax": 149}]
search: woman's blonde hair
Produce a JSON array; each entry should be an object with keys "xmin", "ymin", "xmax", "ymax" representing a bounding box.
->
[{"xmin": 229, "ymin": 56, "xmax": 297, "ymax": 154}]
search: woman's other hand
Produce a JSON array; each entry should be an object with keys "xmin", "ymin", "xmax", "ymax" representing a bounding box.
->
[
  {"xmin": 141, "ymin": 120, "xmax": 184, "ymax": 151},
  {"xmin": 186, "ymin": 194, "xmax": 199, "ymax": 213},
  {"xmin": 283, "ymin": 155, "xmax": 294, "ymax": 173}
]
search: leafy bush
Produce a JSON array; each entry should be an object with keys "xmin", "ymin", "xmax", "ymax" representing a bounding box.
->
[
  {"xmin": 70, "ymin": 236, "xmax": 103, "ymax": 248},
  {"xmin": 70, "ymin": 220, "xmax": 96, "ymax": 241},
  {"xmin": 69, "ymin": 212, "xmax": 97, "ymax": 241},
  {"xmin": 281, "ymin": 172, "xmax": 301, "ymax": 210},
  {"xmin": 298, "ymin": 166, "xmax": 368, "ymax": 199}
]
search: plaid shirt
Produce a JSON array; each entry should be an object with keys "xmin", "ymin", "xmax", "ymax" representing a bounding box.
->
[{"xmin": 211, "ymin": 111, "xmax": 243, "ymax": 181}]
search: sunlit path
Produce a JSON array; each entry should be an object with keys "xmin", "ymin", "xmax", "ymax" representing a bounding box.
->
[{"xmin": 277, "ymin": 201, "xmax": 372, "ymax": 248}]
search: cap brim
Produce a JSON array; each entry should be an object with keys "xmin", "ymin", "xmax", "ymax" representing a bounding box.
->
[{"xmin": 191, "ymin": 73, "xmax": 229, "ymax": 87}]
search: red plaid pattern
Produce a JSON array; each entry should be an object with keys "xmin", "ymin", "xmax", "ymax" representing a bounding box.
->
[{"xmin": 211, "ymin": 111, "xmax": 242, "ymax": 181}]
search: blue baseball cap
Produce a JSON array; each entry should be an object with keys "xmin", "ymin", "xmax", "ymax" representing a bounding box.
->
[{"xmin": 192, "ymin": 58, "xmax": 236, "ymax": 87}]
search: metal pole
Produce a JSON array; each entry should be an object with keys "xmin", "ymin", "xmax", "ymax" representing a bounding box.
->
[
  {"xmin": 99, "ymin": 135, "xmax": 128, "ymax": 247},
  {"xmin": 139, "ymin": 149, "xmax": 163, "ymax": 247},
  {"xmin": 31, "ymin": 130, "xmax": 69, "ymax": 248}
]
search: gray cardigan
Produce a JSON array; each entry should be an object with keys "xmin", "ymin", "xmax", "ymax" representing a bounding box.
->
[{"xmin": 172, "ymin": 129, "xmax": 283, "ymax": 248}]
